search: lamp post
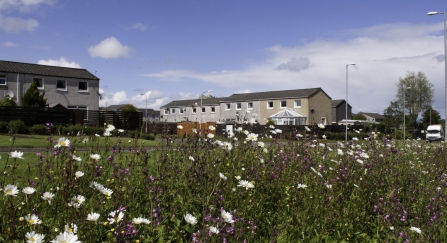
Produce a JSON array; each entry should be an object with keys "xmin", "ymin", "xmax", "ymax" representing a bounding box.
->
[
  {"xmin": 403, "ymin": 86, "xmax": 411, "ymax": 141},
  {"xmin": 200, "ymin": 89, "xmax": 213, "ymax": 133},
  {"xmin": 140, "ymin": 94, "xmax": 148, "ymax": 133},
  {"xmin": 428, "ymin": 11, "xmax": 447, "ymax": 142},
  {"xmin": 345, "ymin": 63, "xmax": 356, "ymax": 142}
]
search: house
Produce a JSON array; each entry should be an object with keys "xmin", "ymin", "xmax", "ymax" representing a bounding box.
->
[
  {"xmin": 138, "ymin": 108, "xmax": 160, "ymax": 122},
  {"xmin": 0, "ymin": 60, "xmax": 100, "ymax": 121},
  {"xmin": 331, "ymin": 99, "xmax": 352, "ymax": 124},
  {"xmin": 359, "ymin": 112, "xmax": 385, "ymax": 123},
  {"xmin": 160, "ymin": 87, "xmax": 332, "ymax": 126},
  {"xmin": 160, "ymin": 98, "xmax": 221, "ymax": 123},
  {"xmin": 220, "ymin": 88, "xmax": 332, "ymax": 125}
]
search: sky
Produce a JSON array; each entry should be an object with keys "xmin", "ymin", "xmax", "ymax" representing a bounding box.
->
[{"xmin": 1, "ymin": 0, "xmax": 447, "ymax": 118}]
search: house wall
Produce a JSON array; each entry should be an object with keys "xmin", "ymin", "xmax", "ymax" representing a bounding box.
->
[
  {"xmin": 220, "ymin": 101, "xmax": 260, "ymax": 123},
  {"xmin": 162, "ymin": 105, "xmax": 221, "ymax": 123},
  {"xmin": 259, "ymin": 98, "xmax": 309, "ymax": 125},
  {"xmin": 332, "ymin": 102, "xmax": 352, "ymax": 124},
  {"xmin": 0, "ymin": 72, "xmax": 100, "ymax": 110},
  {"xmin": 307, "ymin": 91, "xmax": 332, "ymax": 125}
]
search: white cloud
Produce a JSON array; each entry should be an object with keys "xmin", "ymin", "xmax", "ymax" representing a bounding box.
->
[
  {"xmin": 0, "ymin": 0, "xmax": 55, "ymax": 12},
  {"xmin": 236, "ymin": 89, "xmax": 252, "ymax": 94},
  {"xmin": 1, "ymin": 41, "xmax": 16, "ymax": 47},
  {"xmin": 0, "ymin": 14, "xmax": 38, "ymax": 32},
  {"xmin": 37, "ymin": 57, "xmax": 82, "ymax": 68},
  {"xmin": 100, "ymin": 90, "xmax": 168, "ymax": 110},
  {"xmin": 126, "ymin": 23, "xmax": 147, "ymax": 31},
  {"xmin": 88, "ymin": 36, "xmax": 132, "ymax": 59},
  {"xmin": 142, "ymin": 22, "xmax": 447, "ymax": 116}
]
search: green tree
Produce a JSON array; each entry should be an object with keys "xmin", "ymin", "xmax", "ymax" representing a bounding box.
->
[
  {"xmin": 421, "ymin": 107, "xmax": 442, "ymax": 128},
  {"xmin": 121, "ymin": 104, "xmax": 139, "ymax": 113},
  {"xmin": 22, "ymin": 80, "xmax": 47, "ymax": 107},
  {"xmin": 384, "ymin": 71, "xmax": 434, "ymax": 129},
  {"xmin": 0, "ymin": 95, "xmax": 17, "ymax": 106},
  {"xmin": 383, "ymin": 100, "xmax": 403, "ymax": 128},
  {"xmin": 199, "ymin": 94, "xmax": 217, "ymax": 99},
  {"xmin": 352, "ymin": 113, "xmax": 366, "ymax": 120}
]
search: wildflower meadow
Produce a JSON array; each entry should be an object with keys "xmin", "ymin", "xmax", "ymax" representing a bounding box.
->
[{"xmin": 0, "ymin": 123, "xmax": 447, "ymax": 242}]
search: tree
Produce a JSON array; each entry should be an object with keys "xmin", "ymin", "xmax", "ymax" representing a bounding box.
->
[
  {"xmin": 199, "ymin": 94, "xmax": 217, "ymax": 99},
  {"xmin": 421, "ymin": 107, "xmax": 441, "ymax": 128},
  {"xmin": 383, "ymin": 100, "xmax": 403, "ymax": 128},
  {"xmin": 0, "ymin": 95, "xmax": 17, "ymax": 107},
  {"xmin": 352, "ymin": 113, "xmax": 366, "ymax": 120},
  {"xmin": 121, "ymin": 104, "xmax": 139, "ymax": 113},
  {"xmin": 383, "ymin": 71, "xmax": 434, "ymax": 129},
  {"xmin": 22, "ymin": 80, "xmax": 47, "ymax": 107}
]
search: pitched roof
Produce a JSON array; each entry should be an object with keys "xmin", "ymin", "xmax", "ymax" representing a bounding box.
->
[
  {"xmin": 270, "ymin": 108, "xmax": 306, "ymax": 118},
  {"xmin": 104, "ymin": 104, "xmax": 129, "ymax": 111},
  {"xmin": 331, "ymin": 99, "xmax": 352, "ymax": 108},
  {"xmin": 360, "ymin": 112, "xmax": 385, "ymax": 119},
  {"xmin": 221, "ymin": 88, "xmax": 328, "ymax": 102},
  {"xmin": 161, "ymin": 97, "xmax": 223, "ymax": 108},
  {"xmin": 0, "ymin": 60, "xmax": 99, "ymax": 80}
]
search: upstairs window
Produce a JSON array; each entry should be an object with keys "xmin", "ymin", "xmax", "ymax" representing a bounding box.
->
[
  {"xmin": 211, "ymin": 107, "xmax": 216, "ymax": 113},
  {"xmin": 280, "ymin": 100, "xmax": 287, "ymax": 108},
  {"xmin": 0, "ymin": 75, "xmax": 6, "ymax": 85},
  {"xmin": 247, "ymin": 102, "xmax": 253, "ymax": 109},
  {"xmin": 56, "ymin": 80, "xmax": 67, "ymax": 91},
  {"xmin": 267, "ymin": 101, "xmax": 273, "ymax": 109},
  {"xmin": 236, "ymin": 103, "xmax": 242, "ymax": 110},
  {"xmin": 33, "ymin": 78, "xmax": 44, "ymax": 90},
  {"xmin": 225, "ymin": 104, "xmax": 231, "ymax": 110},
  {"xmin": 294, "ymin": 100, "xmax": 301, "ymax": 108},
  {"xmin": 78, "ymin": 81, "xmax": 88, "ymax": 92},
  {"xmin": 179, "ymin": 108, "xmax": 184, "ymax": 114},
  {"xmin": 192, "ymin": 108, "xmax": 197, "ymax": 114},
  {"xmin": 171, "ymin": 108, "xmax": 176, "ymax": 114}
]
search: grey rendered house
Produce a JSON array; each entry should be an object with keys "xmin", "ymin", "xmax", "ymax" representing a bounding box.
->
[
  {"xmin": 331, "ymin": 99, "xmax": 352, "ymax": 124},
  {"xmin": 359, "ymin": 112, "xmax": 385, "ymax": 123},
  {"xmin": 0, "ymin": 60, "xmax": 100, "ymax": 120},
  {"xmin": 160, "ymin": 98, "xmax": 221, "ymax": 123}
]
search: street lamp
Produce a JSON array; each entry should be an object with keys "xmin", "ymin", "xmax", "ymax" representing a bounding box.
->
[
  {"xmin": 140, "ymin": 94, "xmax": 148, "ymax": 133},
  {"xmin": 428, "ymin": 11, "xmax": 447, "ymax": 142},
  {"xmin": 403, "ymin": 86, "xmax": 411, "ymax": 141},
  {"xmin": 200, "ymin": 89, "xmax": 213, "ymax": 132},
  {"xmin": 345, "ymin": 63, "xmax": 356, "ymax": 142}
]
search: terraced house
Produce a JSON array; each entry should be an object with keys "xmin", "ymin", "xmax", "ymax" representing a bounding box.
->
[
  {"xmin": 161, "ymin": 87, "xmax": 332, "ymax": 126},
  {"xmin": 0, "ymin": 60, "xmax": 100, "ymax": 121}
]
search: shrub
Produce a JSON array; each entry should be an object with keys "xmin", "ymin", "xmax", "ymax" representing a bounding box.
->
[
  {"xmin": 8, "ymin": 120, "xmax": 29, "ymax": 134},
  {"xmin": 30, "ymin": 124, "xmax": 48, "ymax": 135},
  {"xmin": 0, "ymin": 121, "xmax": 8, "ymax": 133}
]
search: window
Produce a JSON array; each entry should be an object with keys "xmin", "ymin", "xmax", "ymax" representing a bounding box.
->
[
  {"xmin": 202, "ymin": 107, "xmax": 206, "ymax": 112},
  {"xmin": 267, "ymin": 101, "xmax": 273, "ymax": 109},
  {"xmin": 56, "ymin": 80, "xmax": 67, "ymax": 91},
  {"xmin": 236, "ymin": 103, "xmax": 242, "ymax": 110},
  {"xmin": 192, "ymin": 108, "xmax": 196, "ymax": 114},
  {"xmin": 164, "ymin": 109, "xmax": 169, "ymax": 115},
  {"xmin": 321, "ymin": 117, "xmax": 327, "ymax": 125},
  {"xmin": 179, "ymin": 108, "xmax": 184, "ymax": 114},
  {"xmin": 68, "ymin": 106, "xmax": 88, "ymax": 120},
  {"xmin": 78, "ymin": 81, "xmax": 88, "ymax": 92},
  {"xmin": 171, "ymin": 108, "xmax": 176, "ymax": 114},
  {"xmin": 0, "ymin": 75, "xmax": 6, "ymax": 85},
  {"xmin": 247, "ymin": 102, "xmax": 253, "ymax": 109},
  {"xmin": 280, "ymin": 100, "xmax": 287, "ymax": 108},
  {"xmin": 225, "ymin": 104, "xmax": 231, "ymax": 110},
  {"xmin": 33, "ymin": 78, "xmax": 44, "ymax": 90},
  {"xmin": 294, "ymin": 100, "xmax": 301, "ymax": 108},
  {"xmin": 211, "ymin": 107, "xmax": 215, "ymax": 113}
]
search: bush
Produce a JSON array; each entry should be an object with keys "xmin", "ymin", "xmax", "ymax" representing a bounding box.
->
[
  {"xmin": 8, "ymin": 120, "xmax": 29, "ymax": 134},
  {"xmin": 30, "ymin": 124, "xmax": 48, "ymax": 135},
  {"xmin": 0, "ymin": 121, "xmax": 8, "ymax": 133}
]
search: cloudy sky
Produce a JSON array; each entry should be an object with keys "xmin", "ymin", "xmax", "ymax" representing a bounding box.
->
[{"xmin": 1, "ymin": 0, "xmax": 447, "ymax": 118}]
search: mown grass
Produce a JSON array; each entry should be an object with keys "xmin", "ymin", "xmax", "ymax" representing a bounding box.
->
[{"xmin": 0, "ymin": 124, "xmax": 446, "ymax": 242}]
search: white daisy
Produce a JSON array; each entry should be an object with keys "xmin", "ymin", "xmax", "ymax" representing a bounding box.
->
[
  {"xmin": 64, "ymin": 223, "xmax": 78, "ymax": 233},
  {"xmin": 74, "ymin": 171, "xmax": 84, "ymax": 179},
  {"xmin": 50, "ymin": 232, "xmax": 80, "ymax": 243},
  {"xmin": 132, "ymin": 217, "xmax": 151, "ymax": 224},
  {"xmin": 4, "ymin": 184, "xmax": 19, "ymax": 196},
  {"xmin": 207, "ymin": 133, "xmax": 215, "ymax": 139},
  {"xmin": 68, "ymin": 195, "xmax": 85, "ymax": 208},
  {"xmin": 54, "ymin": 137, "xmax": 70, "ymax": 148},
  {"xmin": 9, "ymin": 150, "xmax": 24, "ymax": 159},
  {"xmin": 177, "ymin": 125, "xmax": 183, "ymax": 129},
  {"xmin": 25, "ymin": 231, "xmax": 45, "ymax": 243},
  {"xmin": 237, "ymin": 180, "xmax": 255, "ymax": 190},
  {"xmin": 208, "ymin": 125, "xmax": 216, "ymax": 130},
  {"xmin": 184, "ymin": 213, "xmax": 197, "ymax": 225},
  {"xmin": 210, "ymin": 226, "xmax": 219, "ymax": 234},
  {"xmin": 86, "ymin": 212, "xmax": 100, "ymax": 222},
  {"xmin": 221, "ymin": 210, "xmax": 234, "ymax": 223},
  {"xmin": 100, "ymin": 188, "xmax": 113, "ymax": 197},
  {"xmin": 246, "ymin": 133, "xmax": 258, "ymax": 142},
  {"xmin": 90, "ymin": 154, "xmax": 101, "ymax": 160},
  {"xmin": 189, "ymin": 156, "xmax": 195, "ymax": 161},
  {"xmin": 410, "ymin": 226, "xmax": 422, "ymax": 234},
  {"xmin": 42, "ymin": 192, "xmax": 55, "ymax": 204},
  {"xmin": 108, "ymin": 210, "xmax": 124, "ymax": 224},
  {"xmin": 219, "ymin": 172, "xmax": 227, "ymax": 180},
  {"xmin": 297, "ymin": 183, "xmax": 307, "ymax": 189},
  {"xmin": 22, "ymin": 187, "xmax": 36, "ymax": 195},
  {"xmin": 25, "ymin": 214, "xmax": 42, "ymax": 225}
]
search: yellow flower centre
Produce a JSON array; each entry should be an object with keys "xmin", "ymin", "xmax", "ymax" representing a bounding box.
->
[
  {"xmin": 28, "ymin": 219, "xmax": 34, "ymax": 224},
  {"xmin": 5, "ymin": 190, "xmax": 12, "ymax": 195},
  {"xmin": 62, "ymin": 241, "xmax": 68, "ymax": 243},
  {"xmin": 77, "ymin": 199, "xmax": 82, "ymax": 203},
  {"xmin": 68, "ymin": 227, "xmax": 73, "ymax": 233},
  {"xmin": 29, "ymin": 237, "xmax": 35, "ymax": 242},
  {"xmin": 61, "ymin": 141, "xmax": 66, "ymax": 146}
]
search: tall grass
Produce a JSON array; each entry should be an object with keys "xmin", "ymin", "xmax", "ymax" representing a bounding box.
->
[{"xmin": 0, "ymin": 124, "xmax": 446, "ymax": 242}]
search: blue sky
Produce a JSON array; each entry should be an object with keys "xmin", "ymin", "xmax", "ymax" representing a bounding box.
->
[{"xmin": 1, "ymin": 0, "xmax": 447, "ymax": 118}]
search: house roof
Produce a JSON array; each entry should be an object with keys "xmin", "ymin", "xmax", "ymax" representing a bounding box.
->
[
  {"xmin": 0, "ymin": 60, "xmax": 99, "ymax": 80},
  {"xmin": 161, "ymin": 97, "xmax": 223, "ymax": 108},
  {"xmin": 360, "ymin": 112, "xmax": 385, "ymax": 119},
  {"xmin": 221, "ymin": 88, "xmax": 329, "ymax": 102},
  {"xmin": 331, "ymin": 99, "xmax": 352, "ymax": 108}
]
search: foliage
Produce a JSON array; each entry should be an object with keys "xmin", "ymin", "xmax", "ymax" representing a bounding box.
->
[
  {"xmin": 199, "ymin": 94, "xmax": 217, "ymax": 99},
  {"xmin": 1, "ymin": 124, "xmax": 447, "ymax": 242},
  {"xmin": 30, "ymin": 124, "xmax": 48, "ymax": 135},
  {"xmin": 0, "ymin": 95, "xmax": 17, "ymax": 106},
  {"xmin": 421, "ymin": 107, "xmax": 442, "ymax": 129},
  {"xmin": 121, "ymin": 104, "xmax": 139, "ymax": 113},
  {"xmin": 352, "ymin": 113, "xmax": 366, "ymax": 120},
  {"xmin": 265, "ymin": 119, "xmax": 275, "ymax": 126},
  {"xmin": 8, "ymin": 120, "xmax": 29, "ymax": 134},
  {"xmin": 383, "ymin": 100, "xmax": 403, "ymax": 129},
  {"xmin": 21, "ymin": 80, "xmax": 47, "ymax": 107}
]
